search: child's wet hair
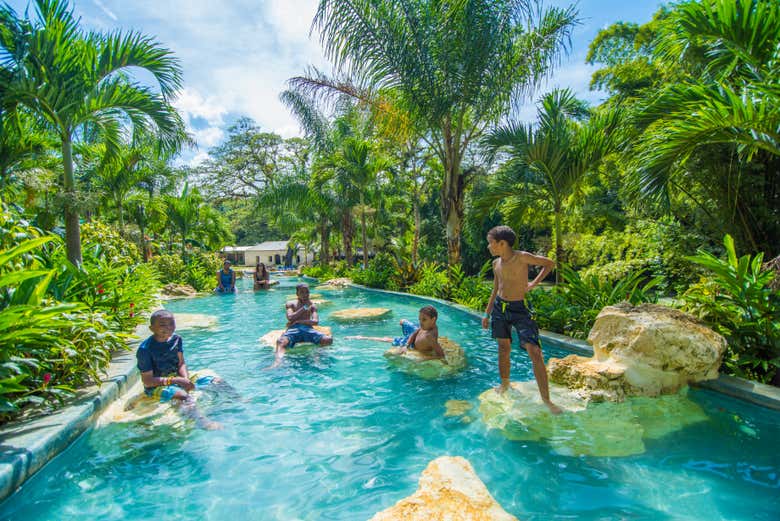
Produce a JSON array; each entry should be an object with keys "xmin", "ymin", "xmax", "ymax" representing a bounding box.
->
[
  {"xmin": 487, "ymin": 225, "xmax": 517, "ymax": 246},
  {"xmin": 296, "ymin": 283, "xmax": 309, "ymax": 293},
  {"xmin": 150, "ymin": 309, "xmax": 174, "ymax": 325},
  {"xmin": 419, "ymin": 305, "xmax": 438, "ymax": 319}
]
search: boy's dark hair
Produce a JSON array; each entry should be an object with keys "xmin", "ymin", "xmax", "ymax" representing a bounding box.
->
[
  {"xmin": 296, "ymin": 283, "xmax": 309, "ymax": 293},
  {"xmin": 419, "ymin": 305, "xmax": 438, "ymax": 319},
  {"xmin": 487, "ymin": 225, "xmax": 516, "ymax": 246},
  {"xmin": 150, "ymin": 309, "xmax": 174, "ymax": 325}
]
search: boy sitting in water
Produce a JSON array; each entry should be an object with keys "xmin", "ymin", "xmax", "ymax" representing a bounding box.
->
[
  {"xmin": 136, "ymin": 309, "xmax": 223, "ymax": 429},
  {"xmin": 349, "ymin": 305, "xmax": 447, "ymax": 362},
  {"xmin": 271, "ymin": 283, "xmax": 334, "ymax": 368}
]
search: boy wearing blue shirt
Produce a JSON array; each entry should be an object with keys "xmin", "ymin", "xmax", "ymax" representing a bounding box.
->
[{"xmin": 136, "ymin": 309, "xmax": 222, "ymax": 429}]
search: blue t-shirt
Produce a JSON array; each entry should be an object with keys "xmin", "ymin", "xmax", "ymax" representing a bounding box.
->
[
  {"xmin": 136, "ymin": 334, "xmax": 183, "ymax": 387},
  {"xmin": 219, "ymin": 269, "xmax": 234, "ymax": 288}
]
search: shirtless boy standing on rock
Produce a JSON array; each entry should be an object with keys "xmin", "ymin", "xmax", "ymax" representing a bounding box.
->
[{"xmin": 482, "ymin": 225, "xmax": 562, "ymax": 415}]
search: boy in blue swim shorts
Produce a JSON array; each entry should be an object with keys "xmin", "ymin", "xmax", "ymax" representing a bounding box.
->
[
  {"xmin": 136, "ymin": 310, "xmax": 223, "ymax": 429},
  {"xmin": 482, "ymin": 225, "xmax": 562, "ymax": 414},
  {"xmin": 271, "ymin": 283, "xmax": 334, "ymax": 368}
]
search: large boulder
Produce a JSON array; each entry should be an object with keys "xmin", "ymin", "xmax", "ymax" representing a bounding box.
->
[
  {"xmin": 316, "ymin": 278, "xmax": 352, "ymax": 290},
  {"xmin": 548, "ymin": 303, "xmax": 727, "ymax": 402},
  {"xmin": 478, "ymin": 382, "xmax": 707, "ymax": 457},
  {"xmin": 175, "ymin": 313, "xmax": 219, "ymax": 330},
  {"xmin": 383, "ymin": 337, "xmax": 467, "ymax": 379},
  {"xmin": 368, "ymin": 456, "xmax": 517, "ymax": 521}
]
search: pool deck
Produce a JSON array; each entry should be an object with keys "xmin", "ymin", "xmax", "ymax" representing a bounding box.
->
[{"xmin": 0, "ymin": 285, "xmax": 778, "ymax": 504}]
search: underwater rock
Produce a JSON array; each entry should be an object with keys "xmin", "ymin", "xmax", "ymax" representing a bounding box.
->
[
  {"xmin": 383, "ymin": 337, "xmax": 467, "ymax": 379},
  {"xmin": 258, "ymin": 326, "xmax": 333, "ymax": 347},
  {"xmin": 445, "ymin": 400, "xmax": 473, "ymax": 417},
  {"xmin": 96, "ymin": 369, "xmax": 222, "ymax": 427},
  {"xmin": 174, "ymin": 313, "xmax": 219, "ymax": 330},
  {"xmin": 478, "ymin": 381, "xmax": 707, "ymax": 457},
  {"xmin": 331, "ymin": 307, "xmax": 392, "ymax": 322},
  {"xmin": 160, "ymin": 283, "xmax": 199, "ymax": 298},
  {"xmin": 368, "ymin": 456, "xmax": 517, "ymax": 521},
  {"xmin": 548, "ymin": 303, "xmax": 727, "ymax": 401}
]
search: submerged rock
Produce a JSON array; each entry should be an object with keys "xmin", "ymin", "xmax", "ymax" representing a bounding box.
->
[
  {"xmin": 258, "ymin": 326, "xmax": 332, "ymax": 347},
  {"xmin": 282, "ymin": 298, "xmax": 332, "ymax": 308},
  {"xmin": 383, "ymin": 337, "xmax": 467, "ymax": 379},
  {"xmin": 331, "ymin": 307, "xmax": 392, "ymax": 322},
  {"xmin": 478, "ymin": 381, "xmax": 707, "ymax": 457},
  {"xmin": 368, "ymin": 456, "xmax": 517, "ymax": 521},
  {"xmin": 286, "ymin": 293, "xmax": 324, "ymax": 300},
  {"xmin": 548, "ymin": 303, "xmax": 726, "ymax": 402},
  {"xmin": 174, "ymin": 313, "xmax": 219, "ymax": 330}
]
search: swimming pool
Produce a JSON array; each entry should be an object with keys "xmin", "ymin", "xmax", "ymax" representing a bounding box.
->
[{"xmin": 1, "ymin": 276, "xmax": 778, "ymax": 520}]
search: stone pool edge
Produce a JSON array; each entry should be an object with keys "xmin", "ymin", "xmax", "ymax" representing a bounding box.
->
[
  {"xmin": 0, "ymin": 340, "xmax": 141, "ymax": 503},
  {"xmin": 349, "ymin": 283, "xmax": 780, "ymax": 411}
]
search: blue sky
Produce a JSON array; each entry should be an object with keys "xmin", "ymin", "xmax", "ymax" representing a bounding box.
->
[{"xmin": 5, "ymin": 0, "xmax": 663, "ymax": 164}]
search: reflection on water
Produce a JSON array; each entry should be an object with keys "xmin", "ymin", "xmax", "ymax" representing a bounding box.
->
[{"xmin": 1, "ymin": 277, "xmax": 778, "ymax": 521}]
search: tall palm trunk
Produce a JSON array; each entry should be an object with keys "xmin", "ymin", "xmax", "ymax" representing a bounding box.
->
[
  {"xmin": 342, "ymin": 211, "xmax": 353, "ymax": 266},
  {"xmin": 319, "ymin": 222, "xmax": 330, "ymax": 264},
  {"xmin": 62, "ymin": 137, "xmax": 82, "ymax": 265},
  {"xmin": 440, "ymin": 124, "xmax": 465, "ymax": 267},
  {"xmin": 413, "ymin": 198, "xmax": 421, "ymax": 266},
  {"xmin": 360, "ymin": 194, "xmax": 369, "ymax": 268},
  {"xmin": 553, "ymin": 205, "xmax": 563, "ymax": 284}
]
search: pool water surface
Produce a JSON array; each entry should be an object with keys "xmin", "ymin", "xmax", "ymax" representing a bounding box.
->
[{"xmin": 1, "ymin": 276, "xmax": 778, "ymax": 520}]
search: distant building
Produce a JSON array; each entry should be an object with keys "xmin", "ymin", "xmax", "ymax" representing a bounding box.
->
[{"xmin": 221, "ymin": 241, "xmax": 313, "ymax": 267}]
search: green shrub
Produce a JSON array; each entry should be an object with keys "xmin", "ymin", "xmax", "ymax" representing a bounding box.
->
[
  {"xmin": 186, "ymin": 251, "xmax": 222, "ymax": 291},
  {"xmin": 448, "ymin": 262, "xmax": 493, "ymax": 311},
  {"xmin": 150, "ymin": 254, "xmax": 186, "ymax": 284},
  {"xmin": 682, "ymin": 235, "xmax": 780, "ymax": 383},
  {"xmin": 81, "ymin": 221, "xmax": 140, "ymax": 265},
  {"xmin": 350, "ymin": 252, "xmax": 398, "ymax": 290},
  {"xmin": 408, "ymin": 262, "xmax": 449, "ymax": 299},
  {"xmin": 0, "ymin": 221, "xmax": 127, "ymax": 423},
  {"xmin": 526, "ymin": 264, "xmax": 662, "ymax": 339}
]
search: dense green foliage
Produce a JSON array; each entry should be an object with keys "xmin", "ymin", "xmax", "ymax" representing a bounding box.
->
[{"xmin": 682, "ymin": 236, "xmax": 780, "ymax": 384}]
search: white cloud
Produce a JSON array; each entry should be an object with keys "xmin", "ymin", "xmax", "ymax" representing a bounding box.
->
[
  {"xmin": 187, "ymin": 151, "xmax": 211, "ymax": 167},
  {"xmin": 92, "ymin": 0, "xmax": 118, "ymax": 21}
]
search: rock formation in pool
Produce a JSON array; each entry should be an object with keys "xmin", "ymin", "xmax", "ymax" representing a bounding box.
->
[{"xmin": 384, "ymin": 337, "xmax": 467, "ymax": 378}]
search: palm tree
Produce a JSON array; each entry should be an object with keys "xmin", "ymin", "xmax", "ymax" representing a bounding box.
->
[
  {"xmin": 291, "ymin": 0, "xmax": 577, "ymax": 266},
  {"xmin": 630, "ymin": 0, "xmax": 780, "ymax": 252},
  {"xmin": 334, "ymin": 137, "xmax": 390, "ymax": 267},
  {"xmin": 483, "ymin": 89, "xmax": 622, "ymax": 281},
  {"xmin": 165, "ymin": 184, "xmax": 202, "ymax": 258},
  {"xmin": 0, "ymin": 0, "xmax": 185, "ymax": 264}
]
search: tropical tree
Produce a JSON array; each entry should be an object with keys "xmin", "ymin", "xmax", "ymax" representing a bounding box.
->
[
  {"xmin": 483, "ymin": 89, "xmax": 622, "ymax": 280},
  {"xmin": 292, "ymin": 0, "xmax": 578, "ymax": 266},
  {"xmin": 0, "ymin": 0, "xmax": 186, "ymax": 264}
]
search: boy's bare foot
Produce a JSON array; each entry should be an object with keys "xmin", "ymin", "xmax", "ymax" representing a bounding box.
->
[
  {"xmin": 544, "ymin": 400, "xmax": 563, "ymax": 415},
  {"xmin": 493, "ymin": 382, "xmax": 510, "ymax": 394}
]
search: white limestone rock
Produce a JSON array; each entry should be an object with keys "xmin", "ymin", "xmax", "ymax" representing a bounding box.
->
[
  {"xmin": 383, "ymin": 337, "xmax": 467, "ymax": 379},
  {"xmin": 548, "ymin": 303, "xmax": 727, "ymax": 401},
  {"xmin": 368, "ymin": 456, "xmax": 517, "ymax": 521}
]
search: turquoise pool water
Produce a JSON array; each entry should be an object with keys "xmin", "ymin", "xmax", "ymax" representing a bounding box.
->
[{"xmin": 2, "ymin": 276, "xmax": 779, "ymax": 520}]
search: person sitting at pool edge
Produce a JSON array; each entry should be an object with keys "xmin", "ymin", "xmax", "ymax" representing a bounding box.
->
[
  {"xmin": 216, "ymin": 259, "xmax": 236, "ymax": 293},
  {"xmin": 136, "ymin": 309, "xmax": 223, "ymax": 430},
  {"xmin": 254, "ymin": 262, "xmax": 271, "ymax": 290},
  {"xmin": 271, "ymin": 283, "xmax": 333, "ymax": 368},
  {"xmin": 347, "ymin": 305, "xmax": 447, "ymax": 362}
]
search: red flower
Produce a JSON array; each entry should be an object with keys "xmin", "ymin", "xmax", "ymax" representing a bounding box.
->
[
  {"xmin": 97, "ymin": 284, "xmax": 105, "ymax": 294},
  {"xmin": 129, "ymin": 312, "xmax": 135, "ymax": 318},
  {"xmin": 43, "ymin": 373, "xmax": 52, "ymax": 385},
  {"xmin": 129, "ymin": 303, "xmax": 135, "ymax": 308}
]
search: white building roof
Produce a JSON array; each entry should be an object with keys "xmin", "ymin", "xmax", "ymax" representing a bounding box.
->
[
  {"xmin": 252, "ymin": 241, "xmax": 290, "ymax": 251},
  {"xmin": 222, "ymin": 245, "xmax": 252, "ymax": 252}
]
